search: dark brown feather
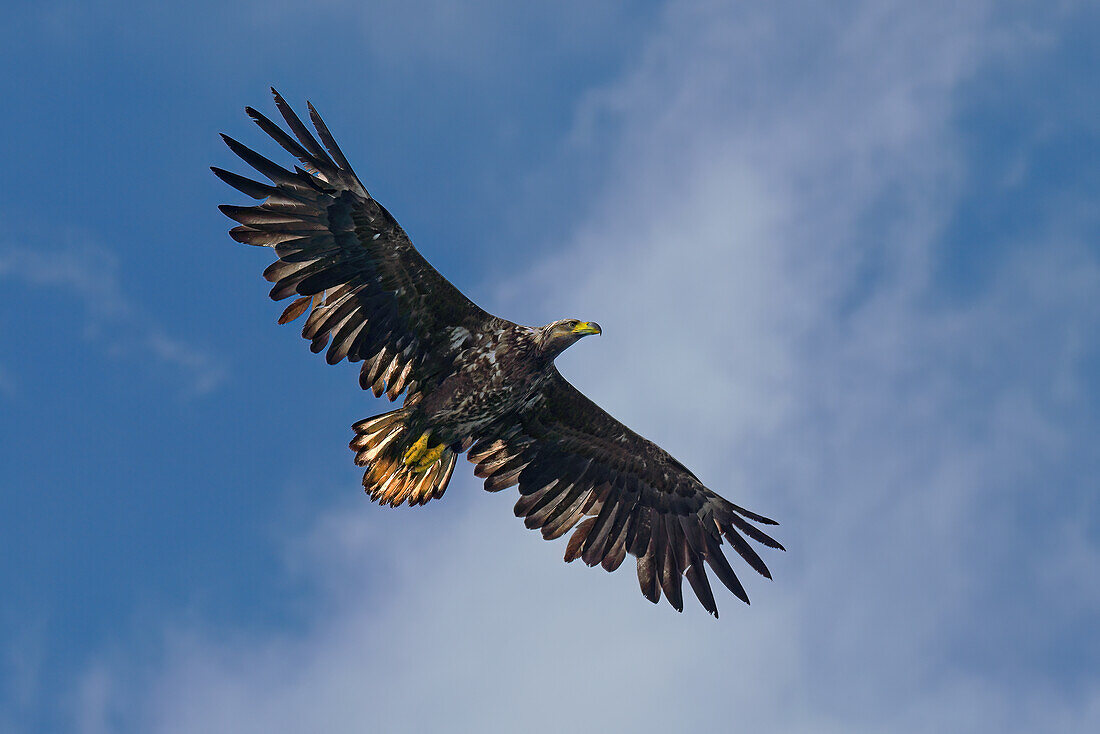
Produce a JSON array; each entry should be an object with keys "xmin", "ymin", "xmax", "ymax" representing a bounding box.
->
[
  {"xmin": 655, "ymin": 515, "xmax": 684, "ymax": 612},
  {"xmin": 703, "ymin": 531, "xmax": 749, "ymax": 604},
  {"xmin": 278, "ymin": 295, "xmax": 313, "ymax": 324},
  {"xmin": 636, "ymin": 536, "xmax": 661, "ymax": 604},
  {"xmin": 600, "ymin": 513, "xmax": 632, "ymax": 572},
  {"xmin": 729, "ymin": 513, "xmax": 785, "ymax": 550},
  {"xmin": 564, "ymin": 517, "xmax": 597, "ymax": 563},
  {"xmin": 685, "ymin": 561, "xmax": 718, "ymax": 618},
  {"xmin": 210, "ymin": 167, "xmax": 277, "ymax": 199},
  {"xmin": 722, "ymin": 525, "xmax": 772, "ymax": 579},
  {"xmin": 540, "ymin": 487, "xmax": 595, "ymax": 540},
  {"xmin": 271, "ymin": 88, "xmax": 331, "ymax": 164},
  {"xmin": 580, "ymin": 498, "xmax": 621, "ymax": 567}
]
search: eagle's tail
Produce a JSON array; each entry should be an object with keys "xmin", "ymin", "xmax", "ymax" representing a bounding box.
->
[{"xmin": 349, "ymin": 409, "xmax": 457, "ymax": 507}]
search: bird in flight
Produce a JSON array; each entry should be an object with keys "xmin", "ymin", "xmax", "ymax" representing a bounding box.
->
[{"xmin": 214, "ymin": 89, "xmax": 783, "ymax": 617}]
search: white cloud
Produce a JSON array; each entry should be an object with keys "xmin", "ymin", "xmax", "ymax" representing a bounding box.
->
[
  {"xmin": 259, "ymin": 0, "xmax": 642, "ymax": 77},
  {"xmin": 1, "ymin": 624, "xmax": 45, "ymax": 731},
  {"xmin": 0, "ymin": 242, "xmax": 226, "ymax": 398},
  {"xmin": 74, "ymin": 1, "xmax": 1100, "ymax": 732}
]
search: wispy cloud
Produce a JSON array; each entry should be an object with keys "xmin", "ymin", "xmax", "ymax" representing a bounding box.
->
[
  {"xmin": 72, "ymin": 2, "xmax": 1099, "ymax": 732},
  {"xmin": 1, "ymin": 623, "xmax": 45, "ymax": 731},
  {"xmin": 0, "ymin": 242, "xmax": 226, "ymax": 398}
]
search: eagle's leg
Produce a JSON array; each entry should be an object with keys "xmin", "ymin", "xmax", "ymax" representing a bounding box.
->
[
  {"xmin": 403, "ymin": 431, "xmax": 447, "ymax": 473},
  {"xmin": 412, "ymin": 443, "xmax": 447, "ymax": 473},
  {"xmin": 402, "ymin": 432, "xmax": 430, "ymax": 466},
  {"xmin": 351, "ymin": 411, "xmax": 458, "ymax": 506}
]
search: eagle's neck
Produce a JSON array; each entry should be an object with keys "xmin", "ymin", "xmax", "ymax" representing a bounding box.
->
[{"xmin": 532, "ymin": 326, "xmax": 574, "ymax": 362}]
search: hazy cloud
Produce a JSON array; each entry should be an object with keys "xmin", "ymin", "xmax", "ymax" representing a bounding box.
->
[{"xmin": 0, "ymin": 243, "xmax": 226, "ymax": 398}]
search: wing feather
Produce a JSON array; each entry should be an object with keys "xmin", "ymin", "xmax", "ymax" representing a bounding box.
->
[
  {"xmin": 216, "ymin": 90, "xmax": 507, "ymax": 402},
  {"xmin": 471, "ymin": 369, "xmax": 782, "ymax": 617}
]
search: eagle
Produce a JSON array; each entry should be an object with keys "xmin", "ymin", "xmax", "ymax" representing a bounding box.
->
[{"xmin": 214, "ymin": 89, "xmax": 783, "ymax": 617}]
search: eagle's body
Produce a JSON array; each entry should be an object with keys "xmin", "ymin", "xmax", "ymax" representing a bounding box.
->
[
  {"xmin": 215, "ymin": 89, "xmax": 784, "ymax": 617},
  {"xmin": 414, "ymin": 323, "xmax": 547, "ymax": 441}
]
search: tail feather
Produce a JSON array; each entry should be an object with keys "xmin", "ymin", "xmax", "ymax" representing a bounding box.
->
[{"xmin": 350, "ymin": 409, "xmax": 457, "ymax": 507}]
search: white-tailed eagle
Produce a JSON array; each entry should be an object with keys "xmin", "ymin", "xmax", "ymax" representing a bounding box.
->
[{"xmin": 214, "ymin": 89, "xmax": 783, "ymax": 617}]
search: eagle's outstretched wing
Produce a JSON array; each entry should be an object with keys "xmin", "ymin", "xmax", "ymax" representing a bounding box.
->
[
  {"xmin": 469, "ymin": 369, "xmax": 783, "ymax": 617},
  {"xmin": 213, "ymin": 89, "xmax": 503, "ymax": 401}
]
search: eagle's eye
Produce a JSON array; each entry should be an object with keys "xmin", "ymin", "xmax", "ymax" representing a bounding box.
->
[{"xmin": 553, "ymin": 320, "xmax": 577, "ymax": 336}]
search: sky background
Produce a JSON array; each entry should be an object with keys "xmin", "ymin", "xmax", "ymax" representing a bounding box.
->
[{"xmin": 1, "ymin": 1, "xmax": 1098, "ymax": 732}]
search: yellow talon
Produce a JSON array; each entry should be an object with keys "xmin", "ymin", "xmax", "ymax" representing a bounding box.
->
[
  {"xmin": 403, "ymin": 432, "xmax": 446, "ymax": 473},
  {"xmin": 412, "ymin": 442, "xmax": 446, "ymax": 473},
  {"xmin": 403, "ymin": 432, "xmax": 430, "ymax": 467}
]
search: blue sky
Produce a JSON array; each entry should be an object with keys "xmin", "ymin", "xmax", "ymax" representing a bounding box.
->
[{"xmin": 2, "ymin": 1, "xmax": 1098, "ymax": 732}]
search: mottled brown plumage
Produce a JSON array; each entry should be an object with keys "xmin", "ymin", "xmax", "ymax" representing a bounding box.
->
[{"xmin": 215, "ymin": 89, "xmax": 784, "ymax": 617}]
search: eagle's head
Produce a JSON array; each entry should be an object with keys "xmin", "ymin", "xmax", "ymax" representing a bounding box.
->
[{"xmin": 537, "ymin": 318, "xmax": 602, "ymax": 356}]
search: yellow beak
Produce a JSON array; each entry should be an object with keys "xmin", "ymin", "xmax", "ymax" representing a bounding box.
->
[{"xmin": 571, "ymin": 321, "xmax": 602, "ymax": 336}]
